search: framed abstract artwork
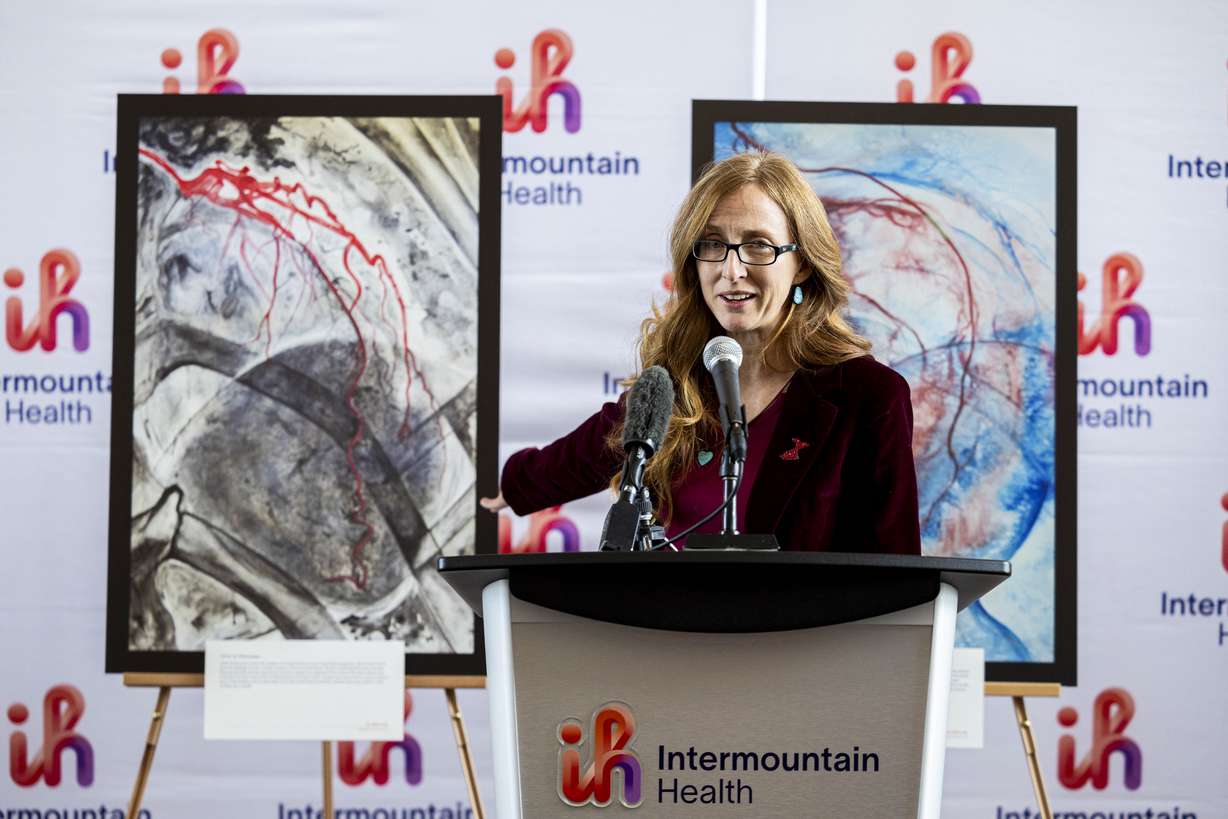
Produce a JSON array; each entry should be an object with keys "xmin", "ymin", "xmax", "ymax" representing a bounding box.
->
[
  {"xmin": 107, "ymin": 94, "xmax": 501, "ymax": 679},
  {"xmin": 694, "ymin": 100, "xmax": 1076, "ymax": 684}
]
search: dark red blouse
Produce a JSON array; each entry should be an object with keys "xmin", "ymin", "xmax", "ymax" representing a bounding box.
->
[
  {"xmin": 500, "ymin": 355, "xmax": 921, "ymax": 554},
  {"xmin": 665, "ymin": 379, "xmax": 787, "ymax": 545}
]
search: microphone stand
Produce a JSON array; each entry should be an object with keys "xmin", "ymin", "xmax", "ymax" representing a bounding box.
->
[
  {"xmin": 637, "ymin": 486, "xmax": 669, "ymax": 551},
  {"xmin": 601, "ymin": 442, "xmax": 668, "ymax": 552},
  {"xmin": 686, "ymin": 406, "xmax": 778, "ymax": 551},
  {"xmin": 720, "ymin": 447, "xmax": 743, "ymax": 536},
  {"xmin": 720, "ymin": 405, "xmax": 748, "ymax": 536}
]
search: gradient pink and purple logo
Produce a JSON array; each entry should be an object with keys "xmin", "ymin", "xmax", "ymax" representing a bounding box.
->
[
  {"xmin": 495, "ymin": 29, "xmax": 581, "ymax": 133},
  {"xmin": 160, "ymin": 28, "xmax": 245, "ymax": 94},
  {"xmin": 7, "ymin": 685, "xmax": 94, "ymax": 788},
  {"xmin": 558, "ymin": 702, "xmax": 642, "ymax": 808},
  {"xmin": 895, "ymin": 32, "xmax": 981, "ymax": 104},
  {"xmin": 499, "ymin": 506, "xmax": 581, "ymax": 554},
  {"xmin": 337, "ymin": 691, "xmax": 423, "ymax": 787},
  {"xmin": 1078, "ymin": 253, "xmax": 1152, "ymax": 356},
  {"xmin": 1057, "ymin": 687, "xmax": 1142, "ymax": 791},
  {"xmin": 4, "ymin": 249, "xmax": 89, "ymax": 353},
  {"xmin": 1220, "ymin": 491, "xmax": 1227, "ymax": 573}
]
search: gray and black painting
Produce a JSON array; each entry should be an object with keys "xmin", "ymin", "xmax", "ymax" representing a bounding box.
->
[{"xmin": 129, "ymin": 116, "xmax": 481, "ymax": 655}]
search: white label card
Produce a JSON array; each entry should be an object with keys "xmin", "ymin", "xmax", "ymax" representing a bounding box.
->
[
  {"xmin": 204, "ymin": 640, "xmax": 403, "ymax": 741},
  {"xmin": 946, "ymin": 647, "xmax": 985, "ymax": 748}
]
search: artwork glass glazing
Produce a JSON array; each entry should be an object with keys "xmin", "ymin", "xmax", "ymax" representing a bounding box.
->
[
  {"xmin": 124, "ymin": 112, "xmax": 487, "ymax": 665},
  {"xmin": 713, "ymin": 118, "xmax": 1059, "ymax": 664}
]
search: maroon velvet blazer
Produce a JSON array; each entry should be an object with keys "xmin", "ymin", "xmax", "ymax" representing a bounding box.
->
[{"xmin": 501, "ymin": 355, "xmax": 921, "ymax": 554}]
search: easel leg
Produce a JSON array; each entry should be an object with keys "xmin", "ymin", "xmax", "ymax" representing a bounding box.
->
[
  {"xmin": 322, "ymin": 741, "xmax": 334, "ymax": 818},
  {"xmin": 445, "ymin": 688, "xmax": 486, "ymax": 819},
  {"xmin": 1012, "ymin": 695, "xmax": 1054, "ymax": 819},
  {"xmin": 127, "ymin": 685, "xmax": 172, "ymax": 819}
]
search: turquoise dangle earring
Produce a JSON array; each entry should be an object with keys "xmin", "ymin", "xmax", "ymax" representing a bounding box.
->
[{"xmin": 792, "ymin": 284, "xmax": 804, "ymax": 305}]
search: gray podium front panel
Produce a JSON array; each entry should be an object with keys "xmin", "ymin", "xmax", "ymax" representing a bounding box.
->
[{"xmin": 510, "ymin": 604, "xmax": 932, "ymax": 817}]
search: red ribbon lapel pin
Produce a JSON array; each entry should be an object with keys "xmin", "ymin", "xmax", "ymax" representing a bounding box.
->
[{"xmin": 780, "ymin": 438, "xmax": 810, "ymax": 461}]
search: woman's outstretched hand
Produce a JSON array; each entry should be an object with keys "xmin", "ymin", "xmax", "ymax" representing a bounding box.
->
[{"xmin": 479, "ymin": 492, "xmax": 507, "ymax": 513}]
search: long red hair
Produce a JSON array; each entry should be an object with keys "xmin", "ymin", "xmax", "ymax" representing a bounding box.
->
[{"xmin": 609, "ymin": 152, "xmax": 870, "ymax": 522}]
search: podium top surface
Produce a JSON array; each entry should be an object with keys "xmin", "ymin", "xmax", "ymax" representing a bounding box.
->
[{"xmin": 439, "ymin": 552, "xmax": 1010, "ymax": 633}]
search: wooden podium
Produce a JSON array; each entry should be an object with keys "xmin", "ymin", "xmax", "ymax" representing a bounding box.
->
[{"xmin": 440, "ymin": 551, "xmax": 1009, "ymax": 818}]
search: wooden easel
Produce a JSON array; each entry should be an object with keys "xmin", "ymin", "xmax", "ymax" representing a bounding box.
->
[
  {"xmin": 123, "ymin": 673, "xmax": 487, "ymax": 819},
  {"xmin": 986, "ymin": 682, "xmax": 1061, "ymax": 819}
]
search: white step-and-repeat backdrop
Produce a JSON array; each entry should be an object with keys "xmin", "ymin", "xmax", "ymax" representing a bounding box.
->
[{"xmin": 2, "ymin": 1, "xmax": 1225, "ymax": 816}]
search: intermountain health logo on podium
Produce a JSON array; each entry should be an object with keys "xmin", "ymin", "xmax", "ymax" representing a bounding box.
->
[{"xmin": 557, "ymin": 702, "xmax": 643, "ymax": 808}]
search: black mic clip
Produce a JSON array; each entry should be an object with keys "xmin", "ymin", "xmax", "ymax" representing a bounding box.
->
[
  {"xmin": 720, "ymin": 404, "xmax": 748, "ymax": 476},
  {"xmin": 599, "ymin": 440, "xmax": 661, "ymax": 552},
  {"xmin": 599, "ymin": 482, "xmax": 665, "ymax": 552}
]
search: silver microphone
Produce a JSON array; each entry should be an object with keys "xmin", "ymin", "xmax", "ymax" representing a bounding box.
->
[{"xmin": 702, "ymin": 336, "xmax": 747, "ymax": 462}]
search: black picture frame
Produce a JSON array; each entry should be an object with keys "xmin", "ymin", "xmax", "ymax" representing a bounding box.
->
[
  {"xmin": 106, "ymin": 94, "xmax": 503, "ymax": 679},
  {"xmin": 692, "ymin": 100, "xmax": 1077, "ymax": 685}
]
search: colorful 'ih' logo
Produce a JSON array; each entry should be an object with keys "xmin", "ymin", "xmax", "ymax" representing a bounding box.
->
[
  {"xmin": 894, "ymin": 32, "xmax": 981, "ymax": 103},
  {"xmin": 1057, "ymin": 687, "xmax": 1142, "ymax": 791},
  {"xmin": 495, "ymin": 29, "xmax": 581, "ymax": 133},
  {"xmin": 337, "ymin": 691, "xmax": 423, "ymax": 786},
  {"xmin": 8, "ymin": 685, "xmax": 94, "ymax": 787},
  {"xmin": 558, "ymin": 701, "xmax": 642, "ymax": 808},
  {"xmin": 1078, "ymin": 252, "xmax": 1151, "ymax": 356},
  {"xmin": 4, "ymin": 249, "xmax": 89, "ymax": 353},
  {"xmin": 1220, "ymin": 491, "xmax": 1227, "ymax": 573},
  {"xmin": 160, "ymin": 28, "xmax": 245, "ymax": 94},
  {"xmin": 499, "ymin": 506, "xmax": 581, "ymax": 554}
]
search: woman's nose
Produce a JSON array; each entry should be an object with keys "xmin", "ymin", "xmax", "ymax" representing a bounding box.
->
[{"xmin": 721, "ymin": 254, "xmax": 746, "ymax": 282}]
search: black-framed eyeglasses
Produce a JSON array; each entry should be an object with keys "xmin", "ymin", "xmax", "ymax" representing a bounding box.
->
[{"xmin": 692, "ymin": 239, "xmax": 799, "ymax": 266}]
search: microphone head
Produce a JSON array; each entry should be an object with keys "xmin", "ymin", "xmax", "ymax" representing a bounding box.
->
[
  {"xmin": 622, "ymin": 365, "xmax": 674, "ymax": 455},
  {"xmin": 703, "ymin": 336, "xmax": 743, "ymax": 372}
]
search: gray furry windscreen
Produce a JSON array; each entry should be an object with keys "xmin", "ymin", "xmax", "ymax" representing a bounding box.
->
[
  {"xmin": 129, "ymin": 116, "xmax": 480, "ymax": 654},
  {"xmin": 623, "ymin": 366, "xmax": 674, "ymax": 448}
]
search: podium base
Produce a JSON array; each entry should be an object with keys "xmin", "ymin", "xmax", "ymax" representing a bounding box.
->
[{"xmin": 684, "ymin": 532, "xmax": 780, "ymax": 550}]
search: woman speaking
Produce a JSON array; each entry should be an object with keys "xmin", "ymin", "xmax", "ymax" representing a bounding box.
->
[{"xmin": 481, "ymin": 152, "xmax": 920, "ymax": 554}]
